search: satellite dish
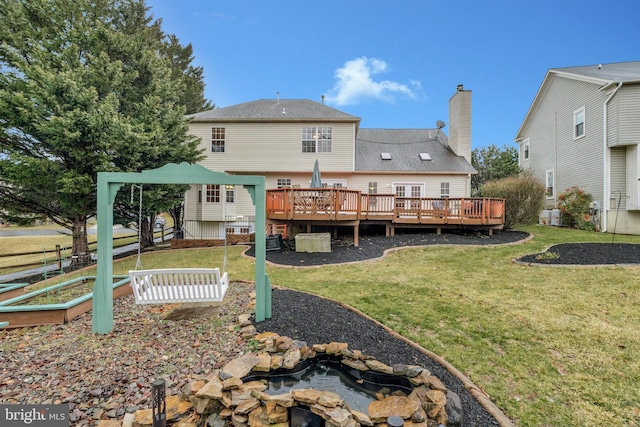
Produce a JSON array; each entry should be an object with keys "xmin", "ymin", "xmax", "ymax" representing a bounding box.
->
[{"xmin": 436, "ymin": 120, "xmax": 446, "ymax": 129}]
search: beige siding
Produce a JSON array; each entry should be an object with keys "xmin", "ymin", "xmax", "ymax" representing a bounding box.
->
[
  {"xmin": 610, "ymin": 147, "xmax": 627, "ymax": 209},
  {"xmin": 348, "ymin": 174, "xmax": 469, "ymax": 197},
  {"xmin": 616, "ymin": 85, "xmax": 640, "ymax": 146},
  {"xmin": 189, "ymin": 122, "xmax": 355, "ymax": 173},
  {"xmin": 624, "ymin": 145, "xmax": 637, "ymax": 210}
]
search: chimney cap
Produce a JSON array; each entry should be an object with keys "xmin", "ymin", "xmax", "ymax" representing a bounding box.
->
[{"xmin": 457, "ymin": 84, "xmax": 464, "ymax": 91}]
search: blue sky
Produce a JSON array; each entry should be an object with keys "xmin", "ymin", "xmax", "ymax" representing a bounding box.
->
[{"xmin": 147, "ymin": 0, "xmax": 638, "ymax": 150}]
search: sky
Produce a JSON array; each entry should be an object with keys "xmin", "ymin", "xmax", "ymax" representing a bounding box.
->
[{"xmin": 146, "ymin": 0, "xmax": 639, "ymax": 150}]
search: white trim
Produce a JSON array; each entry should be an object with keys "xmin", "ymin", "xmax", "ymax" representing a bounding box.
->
[
  {"xmin": 574, "ymin": 106, "xmax": 586, "ymax": 140},
  {"xmin": 522, "ymin": 138, "xmax": 530, "ymax": 161},
  {"xmin": 392, "ymin": 182, "xmax": 425, "ymax": 197},
  {"xmin": 545, "ymin": 169, "xmax": 555, "ymax": 199}
]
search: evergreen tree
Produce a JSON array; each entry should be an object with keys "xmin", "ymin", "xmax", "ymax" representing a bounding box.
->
[
  {"xmin": 471, "ymin": 144, "xmax": 521, "ymax": 196},
  {"xmin": 0, "ymin": 0, "xmax": 204, "ymax": 263}
]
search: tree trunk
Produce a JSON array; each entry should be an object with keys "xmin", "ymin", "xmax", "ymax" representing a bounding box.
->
[
  {"xmin": 71, "ymin": 217, "xmax": 91, "ymax": 265},
  {"xmin": 169, "ymin": 203, "xmax": 183, "ymax": 238},
  {"xmin": 140, "ymin": 218, "xmax": 155, "ymax": 248}
]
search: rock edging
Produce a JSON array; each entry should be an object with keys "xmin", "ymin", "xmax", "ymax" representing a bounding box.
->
[{"xmin": 183, "ymin": 331, "xmax": 463, "ymax": 427}]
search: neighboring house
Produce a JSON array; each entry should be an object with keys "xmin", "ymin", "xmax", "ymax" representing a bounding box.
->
[
  {"xmin": 183, "ymin": 86, "xmax": 479, "ymax": 240},
  {"xmin": 515, "ymin": 61, "xmax": 640, "ymax": 234}
]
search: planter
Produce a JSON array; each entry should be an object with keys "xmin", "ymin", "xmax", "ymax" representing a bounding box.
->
[{"xmin": 0, "ymin": 275, "xmax": 130, "ymax": 329}]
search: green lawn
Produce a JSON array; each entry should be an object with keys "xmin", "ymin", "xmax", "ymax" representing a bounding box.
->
[{"xmin": 3, "ymin": 225, "xmax": 640, "ymax": 426}]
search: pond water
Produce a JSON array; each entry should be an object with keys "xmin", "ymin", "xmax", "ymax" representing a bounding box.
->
[{"xmin": 254, "ymin": 358, "xmax": 413, "ymax": 414}]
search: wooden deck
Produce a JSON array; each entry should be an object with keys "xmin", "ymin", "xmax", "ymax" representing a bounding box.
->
[{"xmin": 266, "ymin": 189, "xmax": 505, "ymax": 245}]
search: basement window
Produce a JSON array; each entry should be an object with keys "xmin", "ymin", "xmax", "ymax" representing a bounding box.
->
[
  {"xmin": 381, "ymin": 152, "xmax": 392, "ymax": 160},
  {"xmin": 419, "ymin": 153, "xmax": 432, "ymax": 161}
]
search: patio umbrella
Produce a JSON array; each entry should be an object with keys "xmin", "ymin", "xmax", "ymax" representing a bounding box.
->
[{"xmin": 310, "ymin": 159, "xmax": 323, "ymax": 188}]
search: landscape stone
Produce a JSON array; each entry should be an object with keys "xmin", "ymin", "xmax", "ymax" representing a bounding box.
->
[
  {"xmin": 254, "ymin": 351, "xmax": 271, "ymax": 372},
  {"xmin": 342, "ymin": 358, "xmax": 369, "ymax": 371},
  {"xmin": 325, "ymin": 342, "xmax": 348, "ymax": 354},
  {"xmin": 368, "ymin": 396, "xmax": 420, "ymax": 422},
  {"xmin": 222, "ymin": 376, "xmax": 243, "ymax": 390},
  {"xmin": 282, "ymin": 348, "xmax": 301, "ymax": 369},
  {"xmin": 365, "ymin": 359, "xmax": 394, "ymax": 374},
  {"xmin": 221, "ymin": 353, "xmax": 259, "ymax": 378}
]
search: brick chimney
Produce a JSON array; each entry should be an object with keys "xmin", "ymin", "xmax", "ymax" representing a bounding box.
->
[{"xmin": 448, "ymin": 84, "xmax": 472, "ymax": 163}]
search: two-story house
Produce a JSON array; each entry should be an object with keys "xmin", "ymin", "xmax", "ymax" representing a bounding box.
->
[
  {"xmin": 515, "ymin": 61, "xmax": 640, "ymax": 234},
  {"xmin": 182, "ymin": 86, "xmax": 491, "ymax": 242}
]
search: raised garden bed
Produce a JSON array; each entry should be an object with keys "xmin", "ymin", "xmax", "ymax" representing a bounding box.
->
[{"xmin": 0, "ymin": 275, "xmax": 130, "ymax": 328}]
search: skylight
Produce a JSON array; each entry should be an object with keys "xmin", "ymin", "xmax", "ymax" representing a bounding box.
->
[
  {"xmin": 419, "ymin": 152, "xmax": 432, "ymax": 161},
  {"xmin": 380, "ymin": 152, "xmax": 392, "ymax": 160}
]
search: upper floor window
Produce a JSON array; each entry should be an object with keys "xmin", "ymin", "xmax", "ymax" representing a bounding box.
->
[
  {"xmin": 574, "ymin": 107, "xmax": 585, "ymax": 139},
  {"xmin": 211, "ymin": 127, "xmax": 225, "ymax": 152},
  {"xmin": 302, "ymin": 127, "xmax": 332, "ymax": 153},
  {"xmin": 276, "ymin": 178, "xmax": 291, "ymax": 188},
  {"xmin": 440, "ymin": 182, "xmax": 450, "ymax": 198},
  {"xmin": 522, "ymin": 138, "xmax": 530, "ymax": 160},
  {"xmin": 205, "ymin": 184, "xmax": 220, "ymax": 203},
  {"xmin": 225, "ymin": 185, "xmax": 235, "ymax": 203}
]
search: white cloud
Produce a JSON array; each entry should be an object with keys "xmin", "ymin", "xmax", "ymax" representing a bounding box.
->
[{"xmin": 325, "ymin": 57, "xmax": 420, "ymax": 106}]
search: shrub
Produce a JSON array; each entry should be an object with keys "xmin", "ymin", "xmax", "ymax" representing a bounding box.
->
[
  {"xmin": 481, "ymin": 170, "xmax": 546, "ymax": 229},
  {"xmin": 557, "ymin": 187, "xmax": 594, "ymax": 230}
]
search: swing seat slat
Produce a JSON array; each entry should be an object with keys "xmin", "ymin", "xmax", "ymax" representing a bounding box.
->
[{"xmin": 129, "ymin": 268, "xmax": 229, "ymax": 304}]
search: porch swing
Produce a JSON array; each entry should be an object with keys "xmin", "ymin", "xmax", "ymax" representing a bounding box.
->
[{"xmin": 128, "ymin": 185, "xmax": 229, "ymax": 304}]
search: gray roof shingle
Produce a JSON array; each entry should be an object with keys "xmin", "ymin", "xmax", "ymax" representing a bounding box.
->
[
  {"xmin": 188, "ymin": 99, "xmax": 361, "ymax": 122},
  {"xmin": 552, "ymin": 61, "xmax": 640, "ymax": 83},
  {"xmin": 355, "ymin": 129, "xmax": 476, "ymax": 173}
]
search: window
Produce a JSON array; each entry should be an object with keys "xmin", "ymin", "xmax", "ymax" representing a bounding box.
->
[
  {"xmin": 240, "ymin": 227, "xmax": 250, "ymax": 234},
  {"xmin": 198, "ymin": 188, "xmax": 202, "ymax": 203},
  {"xmin": 440, "ymin": 182, "xmax": 450, "ymax": 198},
  {"xmin": 277, "ymin": 178, "xmax": 291, "ymax": 188},
  {"xmin": 368, "ymin": 182, "xmax": 377, "ymax": 194},
  {"xmin": 225, "ymin": 185, "xmax": 235, "ymax": 203},
  {"xmin": 545, "ymin": 169, "xmax": 554, "ymax": 198},
  {"xmin": 574, "ymin": 107, "xmax": 585, "ymax": 139},
  {"xmin": 226, "ymin": 227, "xmax": 235, "ymax": 235},
  {"xmin": 522, "ymin": 138, "xmax": 530, "ymax": 160},
  {"xmin": 368, "ymin": 182, "xmax": 378, "ymax": 208},
  {"xmin": 211, "ymin": 127, "xmax": 225, "ymax": 152},
  {"xmin": 205, "ymin": 184, "xmax": 220, "ymax": 203},
  {"xmin": 302, "ymin": 127, "xmax": 332, "ymax": 153}
]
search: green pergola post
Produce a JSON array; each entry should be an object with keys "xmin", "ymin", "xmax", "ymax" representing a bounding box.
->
[{"xmin": 93, "ymin": 163, "xmax": 269, "ymax": 334}]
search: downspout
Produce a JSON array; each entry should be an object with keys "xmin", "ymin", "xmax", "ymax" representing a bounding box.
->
[{"xmin": 602, "ymin": 82, "xmax": 623, "ymax": 232}]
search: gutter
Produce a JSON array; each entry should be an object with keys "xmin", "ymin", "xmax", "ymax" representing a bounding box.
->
[{"xmin": 602, "ymin": 82, "xmax": 623, "ymax": 232}]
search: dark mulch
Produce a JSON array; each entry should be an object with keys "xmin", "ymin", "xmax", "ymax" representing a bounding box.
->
[
  {"xmin": 247, "ymin": 229, "xmax": 530, "ymax": 266},
  {"xmin": 517, "ymin": 242, "xmax": 640, "ymax": 265}
]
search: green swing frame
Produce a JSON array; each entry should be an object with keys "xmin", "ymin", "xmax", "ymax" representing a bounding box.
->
[{"xmin": 93, "ymin": 162, "xmax": 270, "ymax": 334}]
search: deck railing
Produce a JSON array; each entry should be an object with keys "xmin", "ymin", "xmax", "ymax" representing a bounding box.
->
[{"xmin": 266, "ymin": 189, "xmax": 505, "ymax": 226}]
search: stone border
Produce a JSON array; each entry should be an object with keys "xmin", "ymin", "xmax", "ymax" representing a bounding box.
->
[{"xmin": 185, "ymin": 331, "xmax": 459, "ymax": 427}]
